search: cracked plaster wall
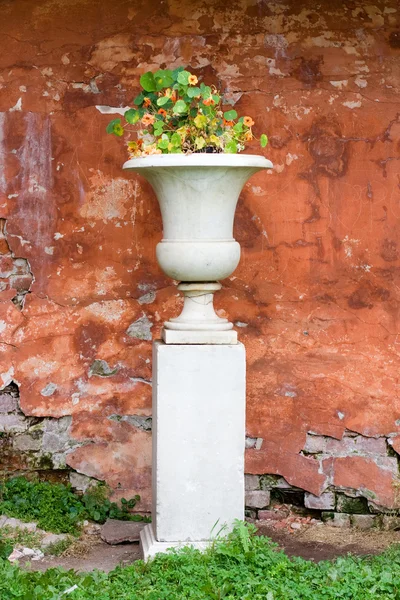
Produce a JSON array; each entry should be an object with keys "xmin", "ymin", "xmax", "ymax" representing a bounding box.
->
[{"xmin": 0, "ymin": 0, "xmax": 399, "ymax": 512}]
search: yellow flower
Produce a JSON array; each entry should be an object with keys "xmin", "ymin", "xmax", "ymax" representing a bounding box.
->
[{"xmin": 188, "ymin": 74, "xmax": 198, "ymax": 85}]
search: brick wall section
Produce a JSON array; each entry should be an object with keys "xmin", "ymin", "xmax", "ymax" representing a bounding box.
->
[{"xmin": 0, "ymin": 0, "xmax": 399, "ymax": 513}]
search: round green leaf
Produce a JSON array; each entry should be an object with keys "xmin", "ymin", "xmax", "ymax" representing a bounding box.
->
[
  {"xmin": 187, "ymin": 86, "xmax": 201, "ymax": 98},
  {"xmin": 140, "ymin": 72, "xmax": 156, "ymax": 92},
  {"xmin": 223, "ymin": 110, "xmax": 238, "ymax": 121},
  {"xmin": 225, "ymin": 140, "xmax": 238, "ymax": 153},
  {"xmin": 171, "ymin": 132, "xmax": 182, "ymax": 146},
  {"xmin": 260, "ymin": 134, "xmax": 269, "ymax": 148},
  {"xmin": 124, "ymin": 109, "xmax": 140, "ymax": 124},
  {"xmin": 173, "ymin": 100, "xmax": 188, "ymax": 114},
  {"xmin": 157, "ymin": 96, "xmax": 170, "ymax": 106},
  {"xmin": 177, "ymin": 70, "xmax": 190, "ymax": 85},
  {"xmin": 154, "ymin": 69, "xmax": 174, "ymax": 90}
]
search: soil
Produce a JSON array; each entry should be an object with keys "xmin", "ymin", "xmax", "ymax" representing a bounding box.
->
[
  {"xmin": 256, "ymin": 521, "xmax": 400, "ymax": 562},
  {"xmin": 21, "ymin": 522, "xmax": 400, "ymax": 572}
]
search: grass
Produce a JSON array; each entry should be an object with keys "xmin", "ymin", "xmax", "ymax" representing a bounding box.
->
[
  {"xmin": 0, "ymin": 526, "xmax": 44, "ymax": 549},
  {"xmin": 0, "ymin": 522, "xmax": 399, "ymax": 599}
]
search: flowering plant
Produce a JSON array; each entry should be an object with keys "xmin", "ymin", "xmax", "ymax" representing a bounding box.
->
[{"xmin": 107, "ymin": 68, "xmax": 268, "ymax": 157}]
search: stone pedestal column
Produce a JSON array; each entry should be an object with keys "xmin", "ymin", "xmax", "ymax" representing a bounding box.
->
[{"xmin": 140, "ymin": 341, "xmax": 246, "ymax": 559}]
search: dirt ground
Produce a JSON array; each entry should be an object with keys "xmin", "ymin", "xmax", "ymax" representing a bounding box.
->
[{"xmin": 21, "ymin": 522, "xmax": 400, "ymax": 573}]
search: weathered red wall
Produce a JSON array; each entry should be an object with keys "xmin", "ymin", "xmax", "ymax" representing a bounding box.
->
[{"xmin": 0, "ymin": 0, "xmax": 399, "ymax": 513}]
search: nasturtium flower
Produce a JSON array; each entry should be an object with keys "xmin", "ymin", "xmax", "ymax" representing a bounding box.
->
[
  {"xmin": 243, "ymin": 116, "xmax": 255, "ymax": 127},
  {"xmin": 188, "ymin": 74, "xmax": 198, "ymax": 85},
  {"xmin": 142, "ymin": 114, "xmax": 155, "ymax": 126},
  {"xmin": 143, "ymin": 97, "xmax": 151, "ymax": 107},
  {"xmin": 157, "ymin": 108, "xmax": 167, "ymax": 117}
]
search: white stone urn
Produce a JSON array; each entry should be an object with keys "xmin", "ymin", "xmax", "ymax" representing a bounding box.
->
[{"xmin": 123, "ymin": 154, "xmax": 272, "ymax": 343}]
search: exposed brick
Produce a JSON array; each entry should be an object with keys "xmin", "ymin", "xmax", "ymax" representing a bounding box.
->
[
  {"xmin": 305, "ymin": 433, "xmax": 387, "ymax": 457},
  {"xmin": 304, "ymin": 491, "xmax": 335, "ymax": 510},
  {"xmin": 258, "ymin": 508, "xmax": 289, "ymax": 521},
  {"xmin": 245, "ymin": 474, "xmax": 259, "ymax": 491},
  {"xmin": 0, "ymin": 394, "xmax": 18, "ymax": 413},
  {"xmin": 351, "ymin": 515, "xmax": 376, "ymax": 530},
  {"xmin": 245, "ymin": 490, "xmax": 270, "ymax": 509},
  {"xmin": 0, "ymin": 255, "xmax": 15, "ymax": 278}
]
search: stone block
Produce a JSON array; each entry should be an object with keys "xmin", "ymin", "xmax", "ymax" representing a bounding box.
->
[
  {"xmin": 41, "ymin": 533, "xmax": 70, "ymax": 548},
  {"xmin": 0, "ymin": 394, "xmax": 18, "ymax": 413},
  {"xmin": 13, "ymin": 431, "xmax": 42, "ymax": 451},
  {"xmin": 381, "ymin": 516, "xmax": 400, "ymax": 531},
  {"xmin": 303, "ymin": 434, "xmax": 327, "ymax": 454},
  {"xmin": 245, "ymin": 490, "xmax": 270, "ymax": 509},
  {"xmin": 152, "ymin": 341, "xmax": 245, "ymax": 542},
  {"xmin": 245, "ymin": 474, "xmax": 259, "ymax": 491},
  {"xmin": 304, "ymin": 491, "xmax": 335, "ymax": 510},
  {"xmin": 330, "ymin": 513, "xmax": 351, "ymax": 528},
  {"xmin": 0, "ymin": 414, "xmax": 28, "ymax": 433},
  {"xmin": 101, "ymin": 519, "xmax": 146, "ymax": 544},
  {"xmin": 351, "ymin": 515, "xmax": 376, "ymax": 530}
]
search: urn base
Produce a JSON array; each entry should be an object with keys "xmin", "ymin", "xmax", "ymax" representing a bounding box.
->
[{"xmin": 163, "ymin": 282, "xmax": 237, "ymax": 344}]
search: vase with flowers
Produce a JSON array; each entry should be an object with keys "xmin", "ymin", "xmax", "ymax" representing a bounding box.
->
[{"xmin": 107, "ymin": 68, "xmax": 273, "ymax": 343}]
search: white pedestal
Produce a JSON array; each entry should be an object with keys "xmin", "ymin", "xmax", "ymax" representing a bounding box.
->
[{"xmin": 141, "ymin": 341, "xmax": 246, "ymax": 559}]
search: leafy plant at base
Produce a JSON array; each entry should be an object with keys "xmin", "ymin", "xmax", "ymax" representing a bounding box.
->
[
  {"xmin": 0, "ymin": 478, "xmax": 149, "ymax": 535},
  {"xmin": 106, "ymin": 67, "xmax": 268, "ymax": 157}
]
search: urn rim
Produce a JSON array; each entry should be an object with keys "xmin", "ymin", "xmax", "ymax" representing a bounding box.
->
[{"xmin": 122, "ymin": 153, "xmax": 273, "ymax": 171}]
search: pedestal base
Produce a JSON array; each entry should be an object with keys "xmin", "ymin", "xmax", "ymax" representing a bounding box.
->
[
  {"xmin": 140, "ymin": 524, "xmax": 210, "ymax": 560},
  {"xmin": 152, "ymin": 341, "xmax": 246, "ymax": 549},
  {"xmin": 162, "ymin": 328, "xmax": 237, "ymax": 344}
]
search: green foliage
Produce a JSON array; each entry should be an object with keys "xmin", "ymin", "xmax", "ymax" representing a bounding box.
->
[
  {"xmin": 81, "ymin": 484, "xmax": 146, "ymax": 524},
  {"xmin": 0, "ymin": 478, "xmax": 148, "ymax": 535},
  {"xmin": 0, "ymin": 478, "xmax": 85, "ymax": 535},
  {"xmin": 106, "ymin": 68, "xmax": 269, "ymax": 157},
  {"xmin": 0, "ymin": 522, "xmax": 400, "ymax": 598}
]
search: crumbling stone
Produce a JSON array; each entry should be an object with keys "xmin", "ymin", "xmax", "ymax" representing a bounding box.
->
[
  {"xmin": 89, "ymin": 360, "xmax": 118, "ymax": 378},
  {"xmin": 69, "ymin": 471, "xmax": 97, "ymax": 492},
  {"xmin": 0, "ymin": 394, "xmax": 18, "ymax": 413},
  {"xmin": 126, "ymin": 316, "xmax": 152, "ymax": 341}
]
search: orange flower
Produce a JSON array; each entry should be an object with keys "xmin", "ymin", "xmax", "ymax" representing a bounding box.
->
[
  {"xmin": 223, "ymin": 119, "xmax": 234, "ymax": 127},
  {"xmin": 143, "ymin": 97, "xmax": 151, "ymax": 107},
  {"xmin": 203, "ymin": 97, "xmax": 215, "ymax": 106},
  {"xmin": 243, "ymin": 116, "xmax": 255, "ymax": 127},
  {"xmin": 141, "ymin": 113, "xmax": 155, "ymax": 126},
  {"xmin": 158, "ymin": 108, "xmax": 167, "ymax": 117},
  {"xmin": 188, "ymin": 74, "xmax": 198, "ymax": 85},
  {"xmin": 171, "ymin": 90, "xmax": 177, "ymax": 102},
  {"xmin": 244, "ymin": 131, "xmax": 253, "ymax": 142}
]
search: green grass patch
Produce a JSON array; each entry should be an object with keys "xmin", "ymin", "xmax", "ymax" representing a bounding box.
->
[
  {"xmin": 0, "ymin": 477, "xmax": 149, "ymax": 535},
  {"xmin": 0, "ymin": 522, "xmax": 399, "ymax": 599}
]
